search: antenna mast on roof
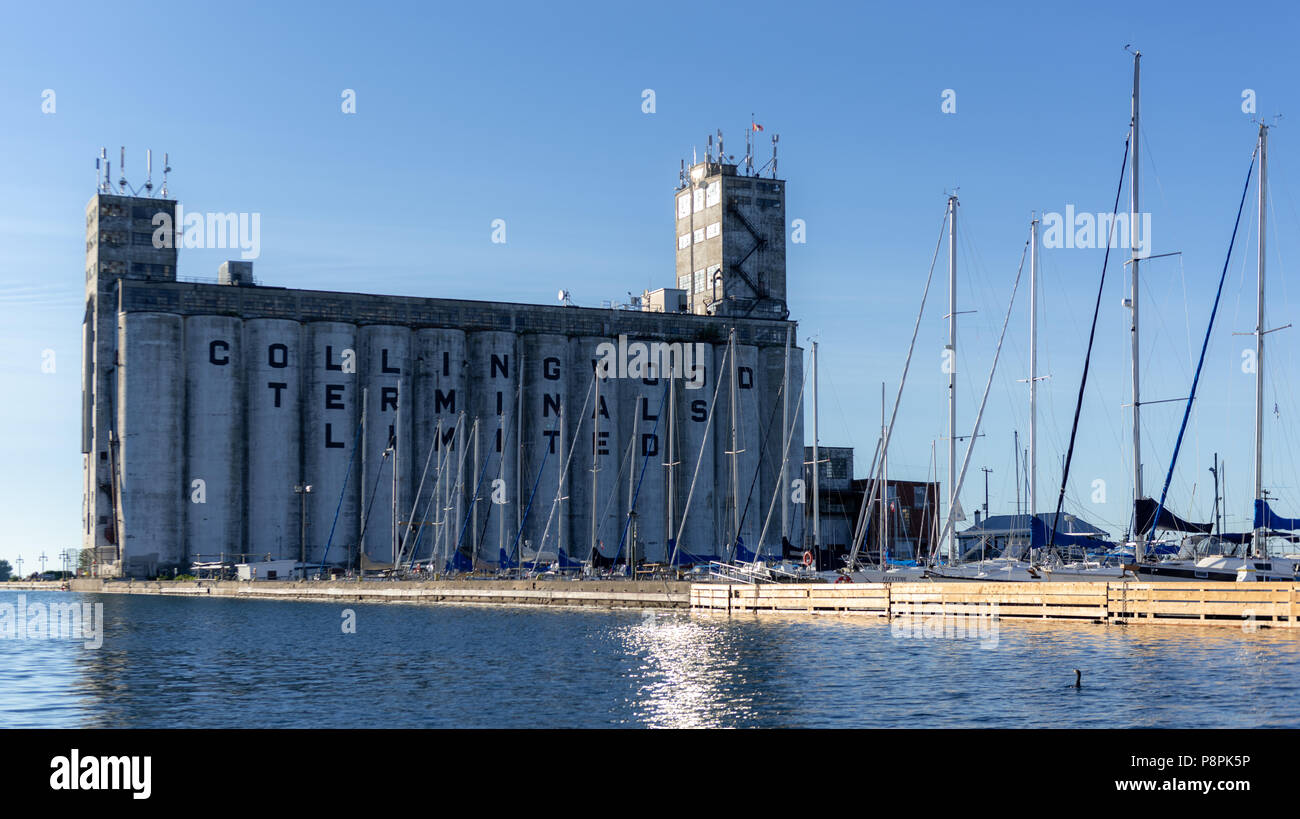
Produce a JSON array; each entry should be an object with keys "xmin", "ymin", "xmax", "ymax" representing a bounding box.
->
[
  {"xmin": 118, "ymin": 146, "xmax": 127, "ymax": 194},
  {"xmin": 745, "ymin": 117, "xmax": 753, "ymax": 175},
  {"xmin": 96, "ymin": 147, "xmax": 108, "ymax": 193},
  {"xmin": 145, "ymin": 149, "xmax": 153, "ymax": 196},
  {"xmin": 771, "ymin": 134, "xmax": 779, "ymax": 178},
  {"xmin": 160, "ymin": 153, "xmax": 171, "ymax": 198}
]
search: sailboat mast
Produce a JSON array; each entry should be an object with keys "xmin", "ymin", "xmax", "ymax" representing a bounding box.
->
[
  {"xmin": 730, "ymin": 328, "xmax": 740, "ymax": 558},
  {"xmin": 880, "ymin": 382, "xmax": 888, "ymax": 568},
  {"xmin": 630, "ymin": 395, "xmax": 639, "ymax": 570},
  {"xmin": 1129, "ymin": 50, "xmax": 1144, "ymax": 557},
  {"xmin": 591, "ymin": 368, "xmax": 599, "ymax": 561},
  {"xmin": 557, "ymin": 403, "xmax": 565, "ymax": 558},
  {"xmin": 1030, "ymin": 214, "xmax": 1039, "ymax": 527},
  {"xmin": 930, "ymin": 439, "xmax": 938, "ymax": 563},
  {"xmin": 1014, "ymin": 430, "xmax": 1020, "ymax": 516},
  {"xmin": 811, "ymin": 340, "xmax": 820, "ymax": 559},
  {"xmin": 392, "ymin": 394, "xmax": 400, "ymax": 565},
  {"xmin": 1254, "ymin": 122, "xmax": 1268, "ymax": 559},
  {"xmin": 781, "ymin": 325, "xmax": 791, "ymax": 542},
  {"xmin": 946, "ymin": 193, "xmax": 958, "ymax": 562},
  {"xmin": 472, "ymin": 417, "xmax": 480, "ymax": 561},
  {"xmin": 517, "ymin": 351, "xmax": 524, "ymax": 561},
  {"xmin": 666, "ymin": 373, "xmax": 675, "ymax": 553}
]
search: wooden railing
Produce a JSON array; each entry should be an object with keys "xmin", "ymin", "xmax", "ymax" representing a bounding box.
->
[{"xmin": 691, "ymin": 581, "xmax": 1300, "ymax": 628}]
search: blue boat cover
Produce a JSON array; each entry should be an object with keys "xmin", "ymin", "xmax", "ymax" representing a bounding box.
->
[
  {"xmin": 447, "ymin": 549, "xmax": 473, "ymax": 573},
  {"xmin": 1134, "ymin": 497, "xmax": 1211, "ymax": 536},
  {"xmin": 1030, "ymin": 514, "xmax": 1111, "ymax": 551},
  {"xmin": 733, "ymin": 536, "xmax": 756, "ymax": 563},
  {"xmin": 1255, "ymin": 499, "xmax": 1300, "ymax": 532},
  {"xmin": 554, "ymin": 548, "xmax": 583, "ymax": 570},
  {"xmin": 666, "ymin": 539, "xmax": 711, "ymax": 565}
]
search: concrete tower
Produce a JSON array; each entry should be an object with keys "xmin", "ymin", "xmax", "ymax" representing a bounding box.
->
[
  {"xmin": 673, "ymin": 159, "xmax": 787, "ymax": 319},
  {"xmin": 83, "ymin": 189, "xmax": 179, "ymax": 576}
]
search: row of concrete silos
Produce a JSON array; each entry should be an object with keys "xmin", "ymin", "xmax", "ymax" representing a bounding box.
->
[{"xmin": 114, "ymin": 311, "xmax": 804, "ymax": 572}]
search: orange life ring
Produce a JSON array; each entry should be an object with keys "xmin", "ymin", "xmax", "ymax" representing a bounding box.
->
[
  {"xmin": 802, "ymin": 550, "xmax": 814, "ymax": 567},
  {"xmin": 835, "ymin": 574, "xmax": 853, "ymax": 584}
]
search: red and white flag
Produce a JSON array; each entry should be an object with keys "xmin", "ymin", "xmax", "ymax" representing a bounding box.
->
[{"xmin": 752, "ymin": 121, "xmax": 763, "ymax": 132}]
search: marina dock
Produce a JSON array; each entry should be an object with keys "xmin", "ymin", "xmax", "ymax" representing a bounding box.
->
[
  {"xmin": 692, "ymin": 581, "xmax": 1300, "ymax": 628},
  {"xmin": 9, "ymin": 578, "xmax": 1298, "ymax": 628}
]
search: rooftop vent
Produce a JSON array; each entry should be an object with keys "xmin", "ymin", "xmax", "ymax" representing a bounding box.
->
[{"xmin": 218, "ymin": 261, "xmax": 254, "ymax": 286}]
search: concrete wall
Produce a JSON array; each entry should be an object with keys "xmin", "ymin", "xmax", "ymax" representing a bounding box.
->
[
  {"xmin": 116, "ymin": 312, "xmax": 184, "ymax": 575},
  {"xmin": 91, "ymin": 279, "xmax": 802, "ymax": 577}
]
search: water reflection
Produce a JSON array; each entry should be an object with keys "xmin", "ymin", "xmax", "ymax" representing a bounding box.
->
[
  {"xmin": 2, "ymin": 589, "xmax": 1298, "ymax": 728},
  {"xmin": 618, "ymin": 612, "xmax": 754, "ymax": 728}
]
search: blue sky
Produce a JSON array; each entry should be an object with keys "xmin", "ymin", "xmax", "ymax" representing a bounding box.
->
[{"xmin": 2, "ymin": 0, "xmax": 1299, "ymax": 569}]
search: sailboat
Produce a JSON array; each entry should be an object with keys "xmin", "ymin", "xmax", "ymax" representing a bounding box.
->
[
  {"xmin": 968, "ymin": 51, "xmax": 1221, "ymax": 583},
  {"xmin": 913, "ymin": 199, "xmax": 1036, "ymax": 581},
  {"xmin": 825, "ymin": 197, "xmax": 957, "ymax": 584},
  {"xmin": 1130, "ymin": 121, "xmax": 1300, "ymax": 582}
]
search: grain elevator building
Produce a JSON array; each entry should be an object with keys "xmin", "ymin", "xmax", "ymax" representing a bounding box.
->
[{"xmin": 81, "ymin": 152, "xmax": 805, "ymax": 577}]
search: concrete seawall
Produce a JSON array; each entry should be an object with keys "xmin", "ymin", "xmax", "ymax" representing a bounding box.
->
[{"xmin": 62, "ymin": 578, "xmax": 692, "ymax": 609}]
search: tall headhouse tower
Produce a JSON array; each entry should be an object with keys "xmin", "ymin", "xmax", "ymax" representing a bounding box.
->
[
  {"xmin": 82, "ymin": 150, "xmax": 179, "ymax": 575},
  {"xmin": 672, "ymin": 134, "xmax": 787, "ymax": 320}
]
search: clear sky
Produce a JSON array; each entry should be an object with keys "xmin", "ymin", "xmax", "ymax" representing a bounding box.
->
[{"xmin": 2, "ymin": 0, "xmax": 1299, "ymax": 570}]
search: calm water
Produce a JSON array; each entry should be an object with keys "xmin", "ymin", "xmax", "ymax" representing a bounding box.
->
[{"xmin": 2, "ymin": 589, "xmax": 1298, "ymax": 728}]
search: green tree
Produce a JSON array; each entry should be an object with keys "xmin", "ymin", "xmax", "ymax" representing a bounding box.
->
[{"xmin": 0, "ymin": 560, "xmax": 11, "ymax": 581}]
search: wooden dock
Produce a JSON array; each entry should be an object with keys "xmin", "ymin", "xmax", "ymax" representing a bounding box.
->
[
  {"xmin": 16, "ymin": 578, "xmax": 1300, "ymax": 628},
  {"xmin": 691, "ymin": 581, "xmax": 1300, "ymax": 628}
]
